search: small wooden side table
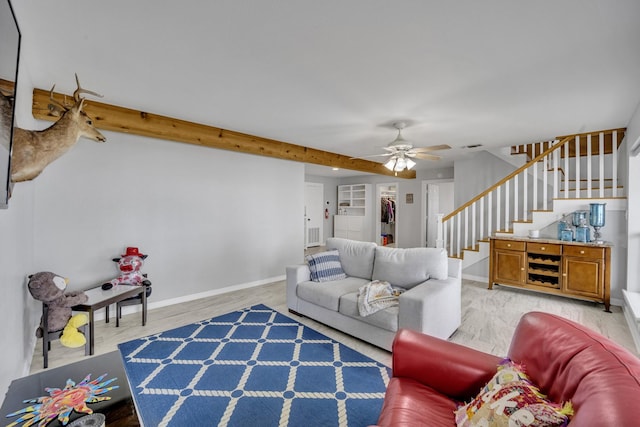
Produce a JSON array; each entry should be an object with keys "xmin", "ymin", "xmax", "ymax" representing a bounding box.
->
[{"xmin": 73, "ymin": 284, "xmax": 147, "ymax": 355}]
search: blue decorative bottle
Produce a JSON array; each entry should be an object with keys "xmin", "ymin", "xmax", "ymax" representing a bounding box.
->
[
  {"xmin": 575, "ymin": 218, "xmax": 590, "ymax": 243},
  {"xmin": 557, "ymin": 220, "xmax": 569, "ymax": 240},
  {"xmin": 560, "ymin": 225, "xmax": 574, "ymax": 242}
]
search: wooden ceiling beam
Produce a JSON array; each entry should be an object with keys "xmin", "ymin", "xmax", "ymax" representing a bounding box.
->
[{"xmin": 28, "ymin": 85, "xmax": 416, "ymax": 179}]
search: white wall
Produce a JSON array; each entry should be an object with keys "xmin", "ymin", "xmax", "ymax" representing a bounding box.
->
[
  {"xmin": 0, "ymin": 65, "xmax": 37, "ymax": 398},
  {"xmin": 31, "ymin": 133, "xmax": 304, "ymax": 300},
  {"xmin": 1, "ymin": 77, "xmax": 306, "ymax": 399},
  {"xmin": 338, "ymin": 167, "xmax": 454, "ymax": 248},
  {"xmin": 453, "ymin": 151, "xmax": 517, "ymax": 209},
  {"xmin": 626, "ymin": 101, "xmax": 640, "ymax": 292},
  {"xmin": 0, "ymin": 185, "xmax": 34, "ymax": 399}
]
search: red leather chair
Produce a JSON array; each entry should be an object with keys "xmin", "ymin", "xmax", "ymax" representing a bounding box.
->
[{"xmin": 376, "ymin": 312, "xmax": 640, "ymax": 426}]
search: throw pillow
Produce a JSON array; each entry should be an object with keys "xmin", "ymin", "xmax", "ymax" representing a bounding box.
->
[
  {"xmin": 455, "ymin": 359, "xmax": 573, "ymax": 427},
  {"xmin": 306, "ymin": 250, "xmax": 347, "ymax": 282}
]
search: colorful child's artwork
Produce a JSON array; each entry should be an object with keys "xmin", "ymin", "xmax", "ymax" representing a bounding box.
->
[{"xmin": 5, "ymin": 373, "xmax": 118, "ymax": 426}]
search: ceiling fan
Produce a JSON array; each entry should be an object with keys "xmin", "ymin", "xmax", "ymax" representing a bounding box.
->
[{"xmin": 355, "ymin": 122, "xmax": 451, "ymax": 174}]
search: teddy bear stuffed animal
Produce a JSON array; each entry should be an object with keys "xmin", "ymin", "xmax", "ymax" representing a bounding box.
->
[{"xmin": 27, "ymin": 271, "xmax": 89, "ymax": 348}]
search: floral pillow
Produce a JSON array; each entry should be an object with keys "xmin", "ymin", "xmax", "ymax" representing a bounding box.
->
[
  {"xmin": 305, "ymin": 249, "xmax": 347, "ymax": 282},
  {"xmin": 455, "ymin": 359, "xmax": 573, "ymax": 427}
]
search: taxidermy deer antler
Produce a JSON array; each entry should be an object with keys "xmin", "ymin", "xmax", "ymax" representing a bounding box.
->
[{"xmin": 10, "ymin": 74, "xmax": 106, "ymax": 182}]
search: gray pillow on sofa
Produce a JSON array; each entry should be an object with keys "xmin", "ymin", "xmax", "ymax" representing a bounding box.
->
[
  {"xmin": 372, "ymin": 246, "xmax": 448, "ymax": 288},
  {"xmin": 326, "ymin": 237, "xmax": 377, "ymax": 279}
]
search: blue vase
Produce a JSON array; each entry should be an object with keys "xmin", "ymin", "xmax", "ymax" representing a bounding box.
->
[
  {"xmin": 557, "ymin": 220, "xmax": 569, "ymax": 240},
  {"xmin": 589, "ymin": 203, "xmax": 606, "ymax": 243},
  {"xmin": 572, "ymin": 210, "xmax": 588, "ymax": 227},
  {"xmin": 560, "ymin": 228, "xmax": 573, "ymax": 242},
  {"xmin": 589, "ymin": 203, "xmax": 606, "ymax": 227},
  {"xmin": 575, "ymin": 223, "xmax": 590, "ymax": 243}
]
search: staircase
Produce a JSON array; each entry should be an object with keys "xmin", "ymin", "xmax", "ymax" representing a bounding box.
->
[{"xmin": 438, "ymin": 128, "xmax": 626, "ymax": 269}]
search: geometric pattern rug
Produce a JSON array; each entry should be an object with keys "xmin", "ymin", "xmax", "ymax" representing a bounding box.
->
[{"xmin": 118, "ymin": 304, "xmax": 390, "ymax": 427}]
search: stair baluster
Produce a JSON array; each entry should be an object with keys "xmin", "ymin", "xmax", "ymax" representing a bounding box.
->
[{"xmin": 437, "ymin": 128, "xmax": 626, "ymax": 260}]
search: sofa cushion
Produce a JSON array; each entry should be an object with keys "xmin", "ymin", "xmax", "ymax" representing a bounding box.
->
[
  {"xmin": 339, "ymin": 291, "xmax": 398, "ymax": 332},
  {"xmin": 455, "ymin": 359, "xmax": 572, "ymax": 427},
  {"xmin": 305, "ymin": 249, "xmax": 347, "ymax": 282},
  {"xmin": 326, "ymin": 237, "xmax": 377, "ymax": 279},
  {"xmin": 296, "ymin": 277, "xmax": 368, "ymax": 311},
  {"xmin": 373, "ymin": 246, "xmax": 448, "ymax": 287}
]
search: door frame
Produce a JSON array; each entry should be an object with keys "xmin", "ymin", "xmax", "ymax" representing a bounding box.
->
[
  {"xmin": 421, "ymin": 179, "xmax": 454, "ymax": 247},
  {"xmin": 376, "ymin": 183, "xmax": 399, "ymax": 247},
  {"xmin": 304, "ymin": 182, "xmax": 324, "ymax": 248}
]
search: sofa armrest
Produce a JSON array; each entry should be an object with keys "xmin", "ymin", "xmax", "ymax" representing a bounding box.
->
[
  {"xmin": 448, "ymin": 257, "xmax": 462, "ymax": 279},
  {"xmin": 398, "ymin": 274, "xmax": 461, "ymax": 340},
  {"xmin": 285, "ymin": 264, "xmax": 310, "ymax": 311},
  {"xmin": 392, "ymin": 328, "xmax": 501, "ymax": 401}
]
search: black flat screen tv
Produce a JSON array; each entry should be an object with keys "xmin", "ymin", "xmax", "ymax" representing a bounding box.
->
[{"xmin": 0, "ymin": 0, "xmax": 21, "ymax": 209}]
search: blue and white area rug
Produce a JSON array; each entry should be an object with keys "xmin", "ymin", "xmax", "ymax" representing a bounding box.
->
[{"xmin": 118, "ymin": 304, "xmax": 390, "ymax": 426}]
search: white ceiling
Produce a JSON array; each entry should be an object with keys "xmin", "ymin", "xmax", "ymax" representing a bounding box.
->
[{"xmin": 11, "ymin": 0, "xmax": 640, "ymax": 177}]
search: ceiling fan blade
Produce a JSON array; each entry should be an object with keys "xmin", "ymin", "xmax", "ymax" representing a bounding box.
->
[
  {"xmin": 411, "ymin": 144, "xmax": 451, "ymax": 153},
  {"xmin": 349, "ymin": 153, "xmax": 393, "ymax": 159},
  {"xmin": 413, "ymin": 153, "xmax": 441, "ymax": 161},
  {"xmin": 381, "ymin": 146, "xmax": 400, "ymax": 152}
]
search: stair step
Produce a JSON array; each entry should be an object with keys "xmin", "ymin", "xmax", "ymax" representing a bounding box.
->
[
  {"xmin": 552, "ymin": 196, "xmax": 627, "ymax": 200},
  {"xmin": 567, "ymin": 178, "xmax": 615, "ymax": 182},
  {"xmin": 558, "ymin": 185, "xmax": 624, "ymax": 193}
]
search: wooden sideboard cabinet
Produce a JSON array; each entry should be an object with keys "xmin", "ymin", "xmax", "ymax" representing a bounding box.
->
[{"xmin": 489, "ymin": 236, "xmax": 611, "ymax": 312}]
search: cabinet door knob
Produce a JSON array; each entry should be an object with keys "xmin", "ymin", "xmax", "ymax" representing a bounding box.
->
[
  {"xmin": 562, "ymin": 273, "xmax": 567, "ymax": 276},
  {"xmin": 580, "ymin": 250, "xmax": 585, "ymax": 254},
  {"xmin": 521, "ymin": 267, "xmax": 525, "ymax": 271},
  {"xmin": 541, "ymin": 246, "xmax": 546, "ymax": 250}
]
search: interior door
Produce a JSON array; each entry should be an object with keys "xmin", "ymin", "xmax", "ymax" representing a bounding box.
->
[
  {"xmin": 426, "ymin": 184, "xmax": 439, "ymax": 247},
  {"xmin": 304, "ymin": 182, "xmax": 323, "ymax": 248}
]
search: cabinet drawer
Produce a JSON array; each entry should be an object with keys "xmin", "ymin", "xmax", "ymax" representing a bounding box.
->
[
  {"xmin": 494, "ymin": 240, "xmax": 525, "ymax": 251},
  {"xmin": 563, "ymin": 245, "xmax": 604, "ymax": 259},
  {"xmin": 527, "ymin": 242, "xmax": 561, "ymax": 255}
]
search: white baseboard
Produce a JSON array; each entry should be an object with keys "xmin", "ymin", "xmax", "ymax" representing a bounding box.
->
[
  {"xmin": 462, "ymin": 274, "xmax": 488, "ymax": 283},
  {"xmin": 99, "ymin": 275, "xmax": 286, "ymax": 320}
]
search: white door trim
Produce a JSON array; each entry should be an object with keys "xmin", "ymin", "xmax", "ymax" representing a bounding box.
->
[
  {"xmin": 376, "ymin": 183, "xmax": 399, "ymax": 247},
  {"xmin": 421, "ymin": 179, "xmax": 454, "ymax": 247},
  {"xmin": 304, "ymin": 182, "xmax": 324, "ymax": 248}
]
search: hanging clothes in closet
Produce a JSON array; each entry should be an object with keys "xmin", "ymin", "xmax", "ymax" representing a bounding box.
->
[{"xmin": 381, "ymin": 197, "xmax": 396, "ymax": 224}]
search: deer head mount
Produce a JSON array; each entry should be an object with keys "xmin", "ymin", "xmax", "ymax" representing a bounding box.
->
[{"xmin": 11, "ymin": 74, "xmax": 106, "ymax": 183}]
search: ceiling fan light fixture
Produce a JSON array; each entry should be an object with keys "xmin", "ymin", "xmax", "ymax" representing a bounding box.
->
[
  {"xmin": 394, "ymin": 157, "xmax": 407, "ymax": 171},
  {"xmin": 384, "ymin": 155, "xmax": 415, "ymax": 172},
  {"xmin": 384, "ymin": 158, "xmax": 396, "ymax": 171}
]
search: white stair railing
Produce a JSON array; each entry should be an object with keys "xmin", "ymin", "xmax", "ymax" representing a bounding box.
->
[{"xmin": 439, "ymin": 128, "xmax": 624, "ymax": 258}]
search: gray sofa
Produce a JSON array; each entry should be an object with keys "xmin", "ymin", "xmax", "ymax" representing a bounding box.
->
[{"xmin": 286, "ymin": 237, "xmax": 462, "ymax": 351}]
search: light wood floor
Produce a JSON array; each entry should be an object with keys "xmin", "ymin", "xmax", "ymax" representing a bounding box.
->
[{"xmin": 29, "ymin": 279, "xmax": 637, "ymax": 375}]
